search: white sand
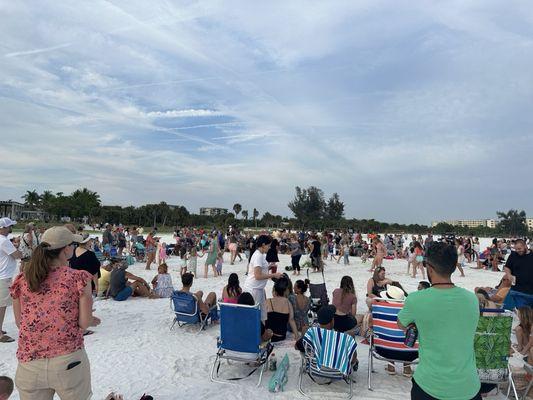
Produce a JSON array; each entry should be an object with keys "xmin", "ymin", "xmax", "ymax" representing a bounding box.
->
[{"xmin": 0, "ymin": 236, "xmax": 516, "ymax": 399}]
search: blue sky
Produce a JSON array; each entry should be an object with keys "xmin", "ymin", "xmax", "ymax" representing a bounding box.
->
[{"xmin": 1, "ymin": 1, "xmax": 532, "ymax": 224}]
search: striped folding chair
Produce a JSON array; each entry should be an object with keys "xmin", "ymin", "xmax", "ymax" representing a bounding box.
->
[
  {"xmin": 298, "ymin": 327, "xmax": 358, "ymax": 399},
  {"xmin": 368, "ymin": 299, "xmax": 419, "ymax": 390}
]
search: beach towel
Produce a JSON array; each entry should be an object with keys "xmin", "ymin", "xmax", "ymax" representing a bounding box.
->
[{"xmin": 302, "ymin": 327, "xmax": 357, "ymax": 375}]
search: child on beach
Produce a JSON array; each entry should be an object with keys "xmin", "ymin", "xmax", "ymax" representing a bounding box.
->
[
  {"xmin": 179, "ymin": 247, "xmax": 187, "ymax": 276},
  {"xmin": 215, "ymin": 250, "xmax": 223, "ymax": 276},
  {"xmin": 158, "ymin": 242, "xmax": 168, "ymax": 265},
  {"xmin": 151, "ymin": 263, "xmax": 174, "ymax": 298},
  {"xmin": 187, "ymin": 246, "xmax": 199, "ymax": 276}
]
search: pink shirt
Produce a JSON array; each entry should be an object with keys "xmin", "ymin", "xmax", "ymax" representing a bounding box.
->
[
  {"xmin": 332, "ymin": 288, "xmax": 356, "ymax": 315},
  {"xmin": 10, "ymin": 266, "xmax": 92, "ymax": 362}
]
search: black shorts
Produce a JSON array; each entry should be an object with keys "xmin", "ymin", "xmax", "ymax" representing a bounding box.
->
[
  {"xmin": 334, "ymin": 314, "xmax": 356, "ymax": 333},
  {"xmin": 411, "ymin": 378, "xmax": 481, "ymax": 400}
]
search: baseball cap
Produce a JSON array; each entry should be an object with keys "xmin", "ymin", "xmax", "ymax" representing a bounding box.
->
[
  {"xmin": 0, "ymin": 217, "xmax": 17, "ymax": 228},
  {"xmin": 317, "ymin": 304, "xmax": 336, "ymax": 325},
  {"xmin": 40, "ymin": 226, "xmax": 83, "ymax": 250}
]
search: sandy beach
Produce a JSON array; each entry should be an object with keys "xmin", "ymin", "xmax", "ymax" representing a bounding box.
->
[{"xmin": 0, "ymin": 235, "xmax": 519, "ymax": 399}]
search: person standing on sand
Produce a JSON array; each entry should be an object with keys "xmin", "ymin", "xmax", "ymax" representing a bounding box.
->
[
  {"xmin": 204, "ymin": 234, "xmax": 218, "ymax": 278},
  {"xmin": 398, "ymin": 242, "xmax": 481, "ymax": 400},
  {"xmin": 503, "ymin": 239, "xmax": 533, "ymax": 310}
]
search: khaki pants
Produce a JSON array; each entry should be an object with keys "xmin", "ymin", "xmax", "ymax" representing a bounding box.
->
[{"xmin": 16, "ymin": 348, "xmax": 92, "ymax": 400}]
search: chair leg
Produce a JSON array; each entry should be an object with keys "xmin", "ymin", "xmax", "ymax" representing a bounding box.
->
[
  {"xmin": 257, "ymin": 360, "xmax": 267, "ymax": 387},
  {"xmin": 170, "ymin": 318, "xmax": 177, "ymax": 331},
  {"xmin": 367, "ymin": 348, "xmax": 373, "ymax": 391},
  {"xmin": 210, "ymin": 354, "xmax": 220, "ymax": 383},
  {"xmin": 507, "ymin": 366, "xmax": 519, "ymax": 400}
]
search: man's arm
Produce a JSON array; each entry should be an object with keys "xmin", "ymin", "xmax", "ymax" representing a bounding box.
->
[{"xmin": 397, "ymin": 298, "xmax": 414, "ymax": 331}]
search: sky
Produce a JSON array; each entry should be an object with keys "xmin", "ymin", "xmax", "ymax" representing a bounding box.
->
[{"xmin": 1, "ymin": 1, "xmax": 532, "ymax": 224}]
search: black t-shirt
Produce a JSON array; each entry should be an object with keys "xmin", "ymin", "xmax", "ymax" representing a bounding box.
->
[
  {"xmin": 311, "ymin": 240, "xmax": 321, "ymax": 257},
  {"xmin": 505, "ymin": 251, "xmax": 533, "ymax": 295},
  {"xmin": 70, "ymin": 249, "xmax": 101, "ymax": 290},
  {"xmin": 266, "ymin": 239, "xmax": 279, "ymax": 263}
]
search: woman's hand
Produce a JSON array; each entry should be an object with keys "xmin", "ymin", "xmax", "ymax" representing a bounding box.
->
[{"xmin": 90, "ymin": 316, "xmax": 101, "ymax": 327}]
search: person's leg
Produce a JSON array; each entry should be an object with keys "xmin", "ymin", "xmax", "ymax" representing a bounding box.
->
[
  {"xmin": 411, "ymin": 378, "xmax": 437, "ymax": 399},
  {"xmin": 204, "ymin": 263, "xmax": 208, "ymax": 279},
  {"xmin": 516, "ymin": 325, "xmax": 526, "ymax": 352},
  {"xmin": 0, "ymin": 306, "xmax": 6, "ymax": 336},
  {"xmin": 132, "ymin": 282, "xmax": 151, "ymax": 298},
  {"xmin": 113, "ymin": 286, "xmax": 133, "ymax": 301},
  {"xmin": 457, "ymin": 262, "xmax": 465, "ymax": 277}
]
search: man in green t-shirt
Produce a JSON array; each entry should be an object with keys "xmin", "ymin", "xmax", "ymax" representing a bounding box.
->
[{"xmin": 398, "ymin": 242, "xmax": 481, "ymax": 400}]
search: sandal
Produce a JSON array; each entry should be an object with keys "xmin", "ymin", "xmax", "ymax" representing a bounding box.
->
[
  {"xmin": 83, "ymin": 330, "xmax": 95, "ymax": 336},
  {"xmin": 0, "ymin": 335, "xmax": 15, "ymax": 343},
  {"xmin": 403, "ymin": 365, "xmax": 413, "ymax": 378}
]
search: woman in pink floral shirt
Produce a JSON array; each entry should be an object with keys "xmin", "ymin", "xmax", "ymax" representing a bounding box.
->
[{"xmin": 10, "ymin": 226, "xmax": 100, "ymax": 400}]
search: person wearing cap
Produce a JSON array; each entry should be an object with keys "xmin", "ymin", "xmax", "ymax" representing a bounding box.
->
[
  {"xmin": 398, "ymin": 241, "xmax": 481, "ymax": 400},
  {"xmin": 0, "ymin": 217, "xmax": 22, "ymax": 343},
  {"xmin": 9, "ymin": 226, "xmax": 101, "ymax": 399},
  {"xmin": 69, "ymin": 233, "xmax": 101, "ymax": 296}
]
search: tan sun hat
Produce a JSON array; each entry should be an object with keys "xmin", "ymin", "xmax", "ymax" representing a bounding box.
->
[
  {"xmin": 379, "ymin": 285, "xmax": 406, "ymax": 301},
  {"xmin": 41, "ymin": 226, "xmax": 83, "ymax": 250}
]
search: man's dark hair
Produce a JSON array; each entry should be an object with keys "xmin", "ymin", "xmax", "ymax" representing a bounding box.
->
[
  {"xmin": 237, "ymin": 292, "xmax": 255, "ymax": 306},
  {"xmin": 425, "ymin": 242, "xmax": 458, "ymax": 276},
  {"xmin": 0, "ymin": 376, "xmax": 14, "ymax": 398},
  {"xmin": 181, "ymin": 272, "xmax": 194, "ymax": 287},
  {"xmin": 255, "ymin": 235, "xmax": 272, "ymax": 248}
]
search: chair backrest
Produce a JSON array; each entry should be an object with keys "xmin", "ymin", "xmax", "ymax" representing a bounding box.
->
[
  {"xmin": 171, "ymin": 291, "xmax": 199, "ymax": 324},
  {"xmin": 219, "ymin": 302, "xmax": 261, "ymax": 354},
  {"xmin": 371, "ymin": 299, "xmax": 419, "ymax": 351},
  {"xmin": 309, "ymin": 283, "xmax": 329, "ymax": 306},
  {"xmin": 302, "ymin": 327, "xmax": 357, "ymax": 376},
  {"xmin": 475, "ymin": 309, "xmax": 513, "ymax": 381}
]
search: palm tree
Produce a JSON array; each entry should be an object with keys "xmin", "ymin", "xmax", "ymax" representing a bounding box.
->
[
  {"xmin": 233, "ymin": 203, "xmax": 242, "ymax": 218},
  {"xmin": 21, "ymin": 190, "xmax": 40, "ymax": 209},
  {"xmin": 242, "ymin": 210, "xmax": 249, "ymax": 220},
  {"xmin": 253, "ymin": 208, "xmax": 259, "ymax": 227}
]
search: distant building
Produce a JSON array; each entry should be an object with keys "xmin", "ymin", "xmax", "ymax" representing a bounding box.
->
[
  {"xmin": 431, "ymin": 219, "xmax": 497, "ymax": 229},
  {"xmin": 199, "ymin": 207, "xmax": 228, "ymax": 216},
  {"xmin": 526, "ymin": 218, "xmax": 533, "ymax": 230},
  {"xmin": 0, "ymin": 200, "xmax": 24, "ymax": 220},
  {"xmin": 0, "ymin": 200, "xmax": 48, "ymax": 221}
]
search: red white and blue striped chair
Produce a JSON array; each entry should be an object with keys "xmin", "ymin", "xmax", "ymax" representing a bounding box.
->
[{"xmin": 368, "ymin": 299, "xmax": 419, "ymax": 390}]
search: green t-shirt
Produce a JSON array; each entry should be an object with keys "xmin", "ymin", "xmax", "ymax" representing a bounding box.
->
[{"xmin": 398, "ymin": 286, "xmax": 480, "ymax": 400}]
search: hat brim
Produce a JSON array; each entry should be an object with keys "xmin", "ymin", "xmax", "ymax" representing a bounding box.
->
[{"xmin": 1, "ymin": 219, "xmax": 17, "ymax": 227}]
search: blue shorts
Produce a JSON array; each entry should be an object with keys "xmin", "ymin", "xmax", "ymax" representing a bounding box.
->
[
  {"xmin": 113, "ymin": 286, "xmax": 133, "ymax": 301},
  {"xmin": 503, "ymin": 289, "xmax": 533, "ymax": 310}
]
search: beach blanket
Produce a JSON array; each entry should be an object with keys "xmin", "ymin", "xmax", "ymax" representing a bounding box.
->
[{"xmin": 302, "ymin": 327, "xmax": 357, "ymax": 375}]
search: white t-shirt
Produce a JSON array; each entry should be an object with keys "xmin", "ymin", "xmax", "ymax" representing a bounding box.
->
[
  {"xmin": 0, "ymin": 234, "xmax": 17, "ymax": 280},
  {"xmin": 243, "ymin": 250, "xmax": 269, "ymax": 291}
]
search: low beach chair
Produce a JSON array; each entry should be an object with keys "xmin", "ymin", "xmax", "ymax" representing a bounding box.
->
[
  {"xmin": 368, "ymin": 299, "xmax": 419, "ymax": 391},
  {"xmin": 170, "ymin": 291, "xmax": 217, "ymax": 333},
  {"xmin": 475, "ymin": 308, "xmax": 519, "ymax": 399},
  {"xmin": 298, "ymin": 327, "xmax": 358, "ymax": 399},
  {"xmin": 210, "ymin": 302, "xmax": 273, "ymax": 386}
]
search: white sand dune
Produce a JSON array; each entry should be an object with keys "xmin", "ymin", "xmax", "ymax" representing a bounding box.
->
[{"xmin": 0, "ymin": 236, "xmax": 515, "ymax": 399}]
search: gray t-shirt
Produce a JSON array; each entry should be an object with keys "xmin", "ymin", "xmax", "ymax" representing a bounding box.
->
[
  {"xmin": 290, "ymin": 242, "xmax": 302, "ymax": 256},
  {"xmin": 108, "ymin": 268, "xmax": 127, "ymax": 297}
]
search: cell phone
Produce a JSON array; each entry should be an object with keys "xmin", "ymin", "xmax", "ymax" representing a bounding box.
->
[{"xmin": 66, "ymin": 361, "xmax": 81, "ymax": 370}]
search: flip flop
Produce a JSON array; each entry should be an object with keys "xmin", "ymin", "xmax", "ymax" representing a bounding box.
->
[
  {"xmin": 0, "ymin": 335, "xmax": 15, "ymax": 343},
  {"xmin": 1, "ymin": 330, "xmax": 6, "ymax": 335},
  {"xmin": 83, "ymin": 330, "xmax": 95, "ymax": 336}
]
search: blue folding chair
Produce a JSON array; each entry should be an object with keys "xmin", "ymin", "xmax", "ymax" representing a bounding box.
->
[
  {"xmin": 210, "ymin": 302, "xmax": 273, "ymax": 386},
  {"xmin": 170, "ymin": 291, "xmax": 217, "ymax": 334}
]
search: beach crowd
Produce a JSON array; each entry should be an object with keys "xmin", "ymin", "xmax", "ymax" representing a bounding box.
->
[{"xmin": 1, "ymin": 217, "xmax": 533, "ymax": 399}]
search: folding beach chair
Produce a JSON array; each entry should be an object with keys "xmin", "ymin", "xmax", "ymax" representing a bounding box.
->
[
  {"xmin": 298, "ymin": 327, "xmax": 358, "ymax": 399},
  {"xmin": 368, "ymin": 299, "xmax": 419, "ymax": 390},
  {"xmin": 475, "ymin": 309, "xmax": 519, "ymax": 399},
  {"xmin": 307, "ymin": 269, "xmax": 329, "ymax": 321},
  {"xmin": 170, "ymin": 291, "xmax": 217, "ymax": 334},
  {"xmin": 210, "ymin": 302, "xmax": 273, "ymax": 386}
]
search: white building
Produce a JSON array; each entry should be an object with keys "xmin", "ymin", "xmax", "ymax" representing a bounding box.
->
[
  {"xmin": 526, "ymin": 218, "xmax": 533, "ymax": 230},
  {"xmin": 431, "ymin": 219, "xmax": 497, "ymax": 229},
  {"xmin": 199, "ymin": 207, "xmax": 228, "ymax": 216}
]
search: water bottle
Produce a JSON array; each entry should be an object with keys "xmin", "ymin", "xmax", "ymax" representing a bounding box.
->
[
  {"xmin": 404, "ymin": 323, "xmax": 418, "ymax": 347},
  {"xmin": 269, "ymin": 353, "xmax": 277, "ymax": 371}
]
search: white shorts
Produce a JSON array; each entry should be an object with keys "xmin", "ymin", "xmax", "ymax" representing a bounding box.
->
[{"xmin": 0, "ymin": 278, "xmax": 12, "ymax": 307}]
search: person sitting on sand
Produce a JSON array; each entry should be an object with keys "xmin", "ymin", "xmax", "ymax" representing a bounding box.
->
[
  {"xmin": 265, "ymin": 277, "xmax": 300, "ymax": 342},
  {"xmin": 332, "ymin": 276, "xmax": 358, "ymax": 336},
  {"xmin": 98, "ymin": 260, "xmax": 114, "ymax": 297},
  {"xmin": 222, "ymin": 273, "xmax": 242, "ymax": 303},
  {"xmin": 151, "ymin": 263, "xmax": 174, "ymax": 298},
  {"xmin": 237, "ymin": 292, "xmax": 273, "ymax": 342},
  {"xmin": 107, "ymin": 260, "xmax": 152, "ymax": 301},
  {"xmin": 0, "ymin": 376, "xmax": 13, "ymax": 400},
  {"xmin": 178, "ymin": 272, "xmax": 217, "ymax": 316},
  {"xmin": 289, "ymin": 279, "xmax": 310, "ymax": 335},
  {"xmin": 515, "ymin": 306, "xmax": 533, "ymax": 365}
]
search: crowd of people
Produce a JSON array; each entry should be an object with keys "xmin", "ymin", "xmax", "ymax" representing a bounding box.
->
[{"xmin": 1, "ymin": 217, "xmax": 533, "ymax": 399}]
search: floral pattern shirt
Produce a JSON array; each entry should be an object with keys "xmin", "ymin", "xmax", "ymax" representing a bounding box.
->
[{"xmin": 10, "ymin": 266, "xmax": 92, "ymax": 362}]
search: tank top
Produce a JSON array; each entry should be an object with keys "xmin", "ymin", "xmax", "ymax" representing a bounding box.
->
[
  {"xmin": 265, "ymin": 299, "xmax": 289, "ymax": 342},
  {"xmin": 371, "ymin": 279, "xmax": 386, "ymax": 296}
]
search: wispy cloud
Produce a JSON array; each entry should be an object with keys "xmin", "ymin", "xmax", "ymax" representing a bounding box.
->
[{"xmin": 5, "ymin": 43, "xmax": 71, "ymax": 58}]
